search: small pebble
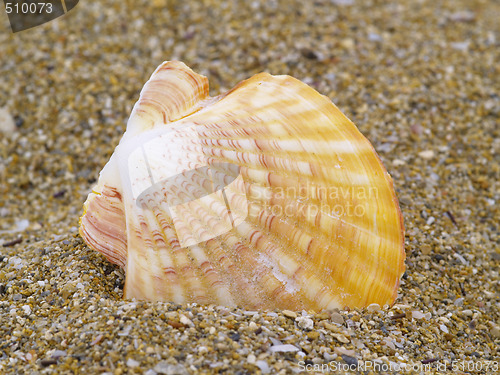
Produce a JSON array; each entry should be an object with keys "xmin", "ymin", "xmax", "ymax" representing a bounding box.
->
[
  {"xmin": 269, "ymin": 344, "xmax": 299, "ymax": 353},
  {"xmin": 126, "ymin": 359, "xmax": 140, "ymax": 368},
  {"xmin": 307, "ymin": 331, "xmax": 320, "ymax": 340},
  {"xmin": 51, "ymin": 350, "xmax": 67, "ymax": 359},
  {"xmin": 197, "ymin": 346, "xmax": 208, "ymax": 354},
  {"xmin": 412, "ymin": 311, "xmax": 426, "ymax": 320},
  {"xmin": 341, "ymin": 355, "xmax": 358, "ymax": 367},
  {"xmin": 490, "ymin": 326, "xmax": 500, "ymax": 339},
  {"xmin": 420, "ymin": 244, "xmax": 432, "ymax": 255},
  {"xmin": 332, "ymin": 0, "xmax": 354, "ymax": 5},
  {"xmin": 179, "ymin": 314, "xmax": 194, "ymax": 327},
  {"xmin": 330, "ymin": 312, "xmax": 344, "ymax": 325},
  {"xmin": 418, "ymin": 150, "xmax": 435, "ymax": 159},
  {"xmin": 21, "ymin": 305, "xmax": 31, "ymax": 315},
  {"xmin": 255, "ymin": 360, "xmax": 270, "ymax": 374},
  {"xmin": 449, "ymin": 10, "xmax": 475, "ymax": 22},
  {"xmin": 0, "ymin": 107, "xmax": 16, "ymax": 136},
  {"xmin": 332, "ymin": 333, "xmax": 350, "ymax": 344},
  {"xmin": 154, "ymin": 362, "xmax": 188, "ymax": 375},
  {"xmin": 460, "ymin": 310, "xmax": 473, "ymax": 317},
  {"xmin": 335, "ymin": 347, "xmax": 356, "ymax": 357},
  {"xmin": 296, "ymin": 316, "xmax": 314, "ymax": 330}
]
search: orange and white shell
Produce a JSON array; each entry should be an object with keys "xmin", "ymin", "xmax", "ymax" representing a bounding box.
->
[{"xmin": 79, "ymin": 61, "xmax": 405, "ymax": 311}]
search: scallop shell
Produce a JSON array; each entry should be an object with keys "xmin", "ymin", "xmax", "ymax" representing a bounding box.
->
[{"xmin": 80, "ymin": 61, "xmax": 405, "ymax": 311}]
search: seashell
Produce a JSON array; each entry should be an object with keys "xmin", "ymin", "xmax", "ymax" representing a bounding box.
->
[{"xmin": 80, "ymin": 61, "xmax": 405, "ymax": 311}]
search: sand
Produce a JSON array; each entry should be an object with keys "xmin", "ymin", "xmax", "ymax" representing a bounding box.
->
[{"xmin": 0, "ymin": 0, "xmax": 498, "ymax": 373}]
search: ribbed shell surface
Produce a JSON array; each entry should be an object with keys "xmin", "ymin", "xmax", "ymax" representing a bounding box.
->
[{"xmin": 80, "ymin": 61, "xmax": 405, "ymax": 311}]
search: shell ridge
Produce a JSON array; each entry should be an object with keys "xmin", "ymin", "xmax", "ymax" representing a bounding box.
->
[{"xmin": 126, "ymin": 61, "xmax": 210, "ymax": 137}]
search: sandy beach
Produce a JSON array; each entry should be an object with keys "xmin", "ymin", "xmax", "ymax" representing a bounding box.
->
[{"xmin": 0, "ymin": 0, "xmax": 498, "ymax": 373}]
